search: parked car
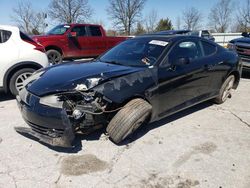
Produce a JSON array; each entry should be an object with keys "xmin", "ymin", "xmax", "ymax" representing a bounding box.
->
[
  {"xmin": 187, "ymin": 30, "xmax": 215, "ymax": 41},
  {"xmin": 32, "ymin": 24, "xmax": 128, "ymax": 64},
  {"xmin": 0, "ymin": 25, "xmax": 49, "ymax": 96},
  {"xmin": 15, "ymin": 35, "xmax": 242, "ymax": 148},
  {"xmin": 228, "ymin": 32, "xmax": 250, "ymax": 71},
  {"xmin": 155, "ymin": 30, "xmax": 215, "ymax": 41},
  {"xmin": 155, "ymin": 30, "xmax": 191, "ymax": 35}
]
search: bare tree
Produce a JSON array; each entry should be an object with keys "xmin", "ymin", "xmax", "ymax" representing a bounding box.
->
[
  {"xmin": 11, "ymin": 1, "xmax": 46, "ymax": 34},
  {"xmin": 175, "ymin": 16, "xmax": 181, "ymax": 30},
  {"xmin": 208, "ymin": 0, "xmax": 233, "ymax": 32},
  {"xmin": 107, "ymin": 0, "xmax": 147, "ymax": 35},
  {"xmin": 48, "ymin": 0, "xmax": 93, "ymax": 24},
  {"xmin": 237, "ymin": 0, "xmax": 250, "ymax": 32},
  {"xmin": 182, "ymin": 7, "xmax": 202, "ymax": 30},
  {"xmin": 144, "ymin": 9, "xmax": 158, "ymax": 33},
  {"xmin": 134, "ymin": 22, "xmax": 146, "ymax": 35}
]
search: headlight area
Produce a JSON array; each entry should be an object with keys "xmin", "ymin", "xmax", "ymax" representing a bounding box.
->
[
  {"xmin": 39, "ymin": 95, "xmax": 63, "ymax": 109},
  {"xmin": 227, "ymin": 43, "xmax": 236, "ymax": 50},
  {"xmin": 45, "ymin": 91, "xmax": 118, "ymax": 134}
]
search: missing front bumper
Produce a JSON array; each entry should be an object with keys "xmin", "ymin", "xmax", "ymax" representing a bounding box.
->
[
  {"xmin": 16, "ymin": 94, "xmax": 76, "ymax": 148},
  {"xmin": 15, "ymin": 126, "xmax": 75, "ymax": 148}
]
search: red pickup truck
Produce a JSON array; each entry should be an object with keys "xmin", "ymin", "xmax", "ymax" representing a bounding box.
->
[{"xmin": 32, "ymin": 24, "xmax": 128, "ymax": 64}]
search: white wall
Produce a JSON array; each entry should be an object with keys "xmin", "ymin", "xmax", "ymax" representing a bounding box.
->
[{"xmin": 212, "ymin": 33, "xmax": 242, "ymax": 46}]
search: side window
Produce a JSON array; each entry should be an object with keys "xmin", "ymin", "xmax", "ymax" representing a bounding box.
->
[
  {"xmin": 71, "ymin": 26, "xmax": 87, "ymax": 36},
  {"xmin": 0, "ymin": 30, "xmax": 12, "ymax": 43},
  {"xmin": 89, "ymin": 26, "xmax": 102, "ymax": 37},
  {"xmin": 202, "ymin": 41, "xmax": 217, "ymax": 56},
  {"xmin": 20, "ymin": 31, "xmax": 34, "ymax": 43},
  {"xmin": 168, "ymin": 40, "xmax": 202, "ymax": 65}
]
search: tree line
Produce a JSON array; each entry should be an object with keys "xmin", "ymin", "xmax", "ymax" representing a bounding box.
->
[{"xmin": 11, "ymin": 0, "xmax": 250, "ymax": 35}]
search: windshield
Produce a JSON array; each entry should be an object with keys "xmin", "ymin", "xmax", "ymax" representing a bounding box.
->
[
  {"xmin": 46, "ymin": 25, "xmax": 70, "ymax": 35},
  {"xmin": 100, "ymin": 38, "xmax": 168, "ymax": 67}
]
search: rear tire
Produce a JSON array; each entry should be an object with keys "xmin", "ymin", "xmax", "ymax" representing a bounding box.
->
[
  {"xmin": 214, "ymin": 75, "xmax": 235, "ymax": 104},
  {"xmin": 106, "ymin": 98, "xmax": 152, "ymax": 144},
  {"xmin": 46, "ymin": 49, "xmax": 62, "ymax": 64},
  {"xmin": 9, "ymin": 68, "xmax": 35, "ymax": 96}
]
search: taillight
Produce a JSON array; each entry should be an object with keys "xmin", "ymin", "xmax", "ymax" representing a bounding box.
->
[
  {"xmin": 34, "ymin": 45, "xmax": 45, "ymax": 53},
  {"xmin": 23, "ymin": 39, "xmax": 45, "ymax": 53}
]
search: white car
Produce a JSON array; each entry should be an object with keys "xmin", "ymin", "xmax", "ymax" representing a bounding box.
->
[{"xmin": 0, "ymin": 25, "xmax": 49, "ymax": 95}]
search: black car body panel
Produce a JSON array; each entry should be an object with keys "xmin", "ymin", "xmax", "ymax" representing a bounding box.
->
[
  {"xmin": 28, "ymin": 61, "xmax": 145, "ymax": 96},
  {"xmin": 16, "ymin": 35, "xmax": 242, "ymax": 148}
]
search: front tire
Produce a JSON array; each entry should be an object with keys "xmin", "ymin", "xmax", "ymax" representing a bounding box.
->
[
  {"xmin": 46, "ymin": 49, "xmax": 62, "ymax": 64},
  {"xmin": 106, "ymin": 98, "xmax": 152, "ymax": 144},
  {"xmin": 214, "ymin": 75, "xmax": 235, "ymax": 104},
  {"xmin": 9, "ymin": 68, "xmax": 35, "ymax": 96}
]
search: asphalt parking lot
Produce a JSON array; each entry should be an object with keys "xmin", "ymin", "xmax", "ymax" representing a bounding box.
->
[{"xmin": 0, "ymin": 76, "xmax": 250, "ymax": 188}]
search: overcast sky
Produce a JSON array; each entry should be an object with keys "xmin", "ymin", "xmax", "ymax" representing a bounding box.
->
[{"xmin": 0, "ymin": 0, "xmax": 244, "ymax": 31}]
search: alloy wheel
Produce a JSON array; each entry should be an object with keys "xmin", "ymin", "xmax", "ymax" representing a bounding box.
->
[
  {"xmin": 222, "ymin": 77, "xmax": 235, "ymax": 102},
  {"xmin": 48, "ymin": 52, "xmax": 61, "ymax": 64},
  {"xmin": 15, "ymin": 72, "xmax": 32, "ymax": 92}
]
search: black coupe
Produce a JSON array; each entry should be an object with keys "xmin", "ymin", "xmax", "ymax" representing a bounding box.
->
[{"xmin": 16, "ymin": 35, "xmax": 242, "ymax": 148}]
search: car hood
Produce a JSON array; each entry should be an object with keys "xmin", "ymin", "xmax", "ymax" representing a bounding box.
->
[
  {"xmin": 27, "ymin": 61, "xmax": 145, "ymax": 96},
  {"xmin": 230, "ymin": 37, "xmax": 250, "ymax": 44},
  {"xmin": 32, "ymin": 34, "xmax": 61, "ymax": 42}
]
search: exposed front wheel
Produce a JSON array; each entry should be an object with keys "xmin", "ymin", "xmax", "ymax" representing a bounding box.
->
[
  {"xmin": 46, "ymin": 49, "xmax": 62, "ymax": 64},
  {"xmin": 214, "ymin": 75, "xmax": 235, "ymax": 104},
  {"xmin": 9, "ymin": 68, "xmax": 35, "ymax": 96},
  {"xmin": 106, "ymin": 98, "xmax": 152, "ymax": 144}
]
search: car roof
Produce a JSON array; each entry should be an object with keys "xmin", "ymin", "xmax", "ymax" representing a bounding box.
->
[
  {"xmin": 155, "ymin": 30, "xmax": 191, "ymax": 35},
  {"xmin": 134, "ymin": 34, "xmax": 203, "ymax": 43},
  {"xmin": 58, "ymin": 23, "xmax": 102, "ymax": 27},
  {"xmin": 0, "ymin": 25, "xmax": 20, "ymax": 33}
]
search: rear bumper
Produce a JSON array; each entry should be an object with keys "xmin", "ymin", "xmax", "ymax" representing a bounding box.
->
[{"xmin": 16, "ymin": 92, "xmax": 75, "ymax": 148}]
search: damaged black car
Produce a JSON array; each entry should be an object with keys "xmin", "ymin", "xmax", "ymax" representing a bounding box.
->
[{"xmin": 15, "ymin": 35, "xmax": 242, "ymax": 148}]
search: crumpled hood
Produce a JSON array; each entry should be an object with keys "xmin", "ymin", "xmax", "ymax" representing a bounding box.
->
[{"xmin": 27, "ymin": 61, "xmax": 145, "ymax": 96}]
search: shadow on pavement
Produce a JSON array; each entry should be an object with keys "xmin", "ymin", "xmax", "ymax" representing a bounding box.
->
[
  {"xmin": 0, "ymin": 91, "xmax": 14, "ymax": 102},
  {"xmin": 119, "ymin": 100, "xmax": 214, "ymax": 146},
  {"xmin": 46, "ymin": 100, "xmax": 214, "ymax": 153},
  {"xmin": 242, "ymin": 71, "xmax": 250, "ymax": 79}
]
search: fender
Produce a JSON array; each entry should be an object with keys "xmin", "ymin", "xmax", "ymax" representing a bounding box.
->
[
  {"xmin": 3, "ymin": 61, "xmax": 43, "ymax": 92},
  {"xmin": 44, "ymin": 45, "xmax": 64, "ymax": 56}
]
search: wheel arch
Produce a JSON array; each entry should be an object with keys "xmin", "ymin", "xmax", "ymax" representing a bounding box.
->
[
  {"xmin": 3, "ymin": 61, "xmax": 42, "ymax": 93},
  {"xmin": 228, "ymin": 70, "xmax": 240, "ymax": 89},
  {"xmin": 45, "ymin": 45, "xmax": 63, "ymax": 56},
  {"xmin": 106, "ymin": 94, "xmax": 153, "ymax": 120}
]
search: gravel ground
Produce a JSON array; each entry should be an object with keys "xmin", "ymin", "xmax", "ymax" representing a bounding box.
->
[{"xmin": 0, "ymin": 77, "xmax": 249, "ymax": 188}]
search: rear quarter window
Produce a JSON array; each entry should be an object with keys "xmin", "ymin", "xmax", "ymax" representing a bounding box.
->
[
  {"xmin": 202, "ymin": 41, "xmax": 217, "ymax": 56},
  {"xmin": 89, "ymin": 26, "xmax": 102, "ymax": 36},
  {"xmin": 0, "ymin": 30, "xmax": 12, "ymax": 43},
  {"xmin": 19, "ymin": 31, "xmax": 34, "ymax": 43}
]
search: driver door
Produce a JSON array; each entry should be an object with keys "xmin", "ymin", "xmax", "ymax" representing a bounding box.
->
[
  {"xmin": 68, "ymin": 26, "xmax": 91, "ymax": 57},
  {"xmin": 156, "ymin": 39, "xmax": 211, "ymax": 119}
]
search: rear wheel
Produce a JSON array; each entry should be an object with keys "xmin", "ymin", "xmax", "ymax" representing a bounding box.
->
[
  {"xmin": 106, "ymin": 98, "xmax": 152, "ymax": 144},
  {"xmin": 46, "ymin": 49, "xmax": 62, "ymax": 64},
  {"xmin": 214, "ymin": 75, "xmax": 235, "ymax": 104},
  {"xmin": 9, "ymin": 68, "xmax": 35, "ymax": 96}
]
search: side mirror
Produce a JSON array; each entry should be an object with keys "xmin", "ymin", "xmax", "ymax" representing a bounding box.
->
[
  {"xmin": 242, "ymin": 32, "xmax": 249, "ymax": 37},
  {"xmin": 68, "ymin": 32, "xmax": 77, "ymax": 38},
  {"xmin": 176, "ymin": 57, "xmax": 190, "ymax": 66}
]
